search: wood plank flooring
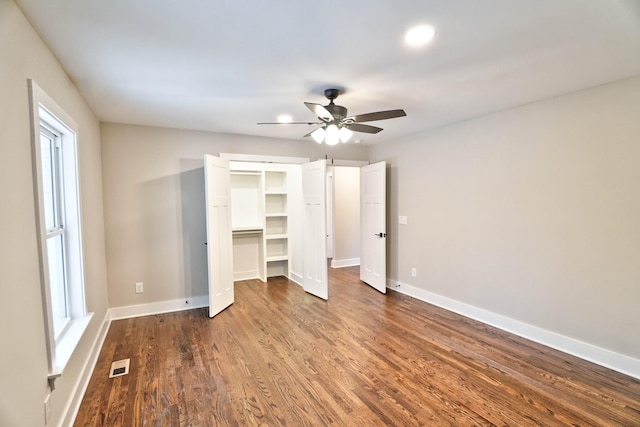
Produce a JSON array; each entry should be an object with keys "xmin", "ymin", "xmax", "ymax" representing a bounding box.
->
[{"xmin": 75, "ymin": 267, "xmax": 640, "ymax": 426}]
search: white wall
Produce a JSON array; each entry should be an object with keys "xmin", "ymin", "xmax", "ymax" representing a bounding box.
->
[
  {"xmin": 332, "ymin": 167, "xmax": 360, "ymax": 267},
  {"xmin": 0, "ymin": 0, "xmax": 109, "ymax": 425},
  {"xmin": 101, "ymin": 123, "xmax": 368, "ymax": 308},
  {"xmin": 370, "ymin": 76, "xmax": 640, "ymax": 365}
]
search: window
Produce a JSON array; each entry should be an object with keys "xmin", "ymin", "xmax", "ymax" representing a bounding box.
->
[
  {"xmin": 29, "ymin": 80, "xmax": 93, "ymax": 383},
  {"xmin": 40, "ymin": 125, "xmax": 71, "ymax": 338}
]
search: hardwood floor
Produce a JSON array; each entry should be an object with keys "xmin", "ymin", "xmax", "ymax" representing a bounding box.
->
[{"xmin": 75, "ymin": 267, "xmax": 640, "ymax": 426}]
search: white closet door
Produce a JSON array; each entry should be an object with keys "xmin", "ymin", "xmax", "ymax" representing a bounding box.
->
[
  {"xmin": 302, "ymin": 159, "xmax": 328, "ymax": 300},
  {"xmin": 204, "ymin": 154, "xmax": 234, "ymax": 317},
  {"xmin": 360, "ymin": 161, "xmax": 387, "ymax": 293}
]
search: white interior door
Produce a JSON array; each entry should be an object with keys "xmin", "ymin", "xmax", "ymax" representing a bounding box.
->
[
  {"xmin": 204, "ymin": 154, "xmax": 234, "ymax": 317},
  {"xmin": 302, "ymin": 159, "xmax": 328, "ymax": 300},
  {"xmin": 360, "ymin": 161, "xmax": 387, "ymax": 293},
  {"xmin": 326, "ymin": 168, "xmax": 334, "ymax": 258}
]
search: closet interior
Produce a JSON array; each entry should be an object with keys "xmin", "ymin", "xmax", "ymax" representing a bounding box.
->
[{"xmin": 229, "ymin": 161, "xmax": 302, "ymax": 283}]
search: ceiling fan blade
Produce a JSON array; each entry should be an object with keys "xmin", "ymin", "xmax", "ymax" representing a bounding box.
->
[
  {"xmin": 257, "ymin": 121, "xmax": 320, "ymax": 125},
  {"xmin": 347, "ymin": 123, "xmax": 383, "ymax": 134},
  {"xmin": 304, "ymin": 102, "xmax": 334, "ymax": 122},
  {"xmin": 350, "ymin": 109, "xmax": 406, "ymax": 123}
]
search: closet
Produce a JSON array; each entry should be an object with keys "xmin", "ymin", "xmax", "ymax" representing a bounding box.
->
[
  {"xmin": 205, "ymin": 154, "xmax": 387, "ymax": 318},
  {"xmin": 228, "ymin": 161, "xmax": 303, "ymax": 283}
]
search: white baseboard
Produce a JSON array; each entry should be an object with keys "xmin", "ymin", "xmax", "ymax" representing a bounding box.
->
[
  {"xmin": 289, "ymin": 271, "xmax": 303, "ymax": 286},
  {"xmin": 387, "ymin": 279, "xmax": 640, "ymax": 381},
  {"xmin": 61, "ymin": 310, "xmax": 111, "ymax": 427},
  {"xmin": 109, "ymin": 295, "xmax": 209, "ymax": 320},
  {"xmin": 234, "ymin": 270, "xmax": 260, "ymax": 281},
  {"xmin": 331, "ymin": 258, "xmax": 360, "ymax": 268}
]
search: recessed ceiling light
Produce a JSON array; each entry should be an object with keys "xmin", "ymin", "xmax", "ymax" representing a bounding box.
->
[
  {"xmin": 404, "ymin": 24, "xmax": 436, "ymax": 47},
  {"xmin": 277, "ymin": 114, "xmax": 292, "ymax": 123}
]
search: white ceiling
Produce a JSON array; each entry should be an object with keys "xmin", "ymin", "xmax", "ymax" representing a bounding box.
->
[{"xmin": 15, "ymin": 0, "xmax": 640, "ymax": 145}]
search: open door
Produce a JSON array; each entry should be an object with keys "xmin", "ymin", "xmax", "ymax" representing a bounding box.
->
[
  {"xmin": 204, "ymin": 154, "xmax": 234, "ymax": 317},
  {"xmin": 360, "ymin": 161, "xmax": 387, "ymax": 293},
  {"xmin": 326, "ymin": 169, "xmax": 334, "ymax": 259},
  {"xmin": 302, "ymin": 159, "xmax": 328, "ymax": 300}
]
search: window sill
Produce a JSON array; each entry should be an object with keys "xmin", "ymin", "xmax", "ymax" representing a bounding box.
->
[{"xmin": 48, "ymin": 313, "xmax": 93, "ymax": 387}]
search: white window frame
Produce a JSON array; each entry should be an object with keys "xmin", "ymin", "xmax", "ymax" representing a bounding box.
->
[
  {"xmin": 39, "ymin": 124, "xmax": 72, "ymax": 339},
  {"xmin": 28, "ymin": 80, "xmax": 93, "ymax": 384}
]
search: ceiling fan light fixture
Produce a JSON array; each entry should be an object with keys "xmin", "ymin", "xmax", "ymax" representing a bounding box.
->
[
  {"xmin": 339, "ymin": 126, "xmax": 353, "ymax": 143},
  {"xmin": 310, "ymin": 127, "xmax": 326, "ymax": 144},
  {"xmin": 325, "ymin": 124, "xmax": 340, "ymax": 145}
]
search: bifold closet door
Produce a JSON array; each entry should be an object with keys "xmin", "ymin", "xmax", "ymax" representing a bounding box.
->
[
  {"xmin": 301, "ymin": 159, "xmax": 328, "ymax": 300},
  {"xmin": 204, "ymin": 154, "xmax": 234, "ymax": 317}
]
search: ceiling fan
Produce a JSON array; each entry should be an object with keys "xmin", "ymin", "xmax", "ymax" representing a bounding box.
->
[{"xmin": 258, "ymin": 88, "xmax": 407, "ymax": 145}]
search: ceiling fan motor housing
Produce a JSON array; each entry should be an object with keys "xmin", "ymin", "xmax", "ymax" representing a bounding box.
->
[{"xmin": 324, "ymin": 88, "xmax": 340, "ymax": 100}]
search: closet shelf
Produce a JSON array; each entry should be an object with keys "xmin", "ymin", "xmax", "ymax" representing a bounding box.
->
[
  {"xmin": 230, "ymin": 171, "xmax": 262, "ymax": 176},
  {"xmin": 233, "ymin": 226, "xmax": 263, "ymax": 232},
  {"xmin": 265, "ymin": 213, "xmax": 287, "ymax": 217},
  {"xmin": 265, "ymin": 234, "xmax": 287, "ymax": 240},
  {"xmin": 266, "ymin": 255, "xmax": 288, "ymax": 262}
]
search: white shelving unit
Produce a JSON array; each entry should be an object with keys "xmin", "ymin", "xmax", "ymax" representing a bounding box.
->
[
  {"xmin": 263, "ymin": 170, "xmax": 289, "ymax": 278},
  {"xmin": 229, "ymin": 165, "xmax": 291, "ymax": 281}
]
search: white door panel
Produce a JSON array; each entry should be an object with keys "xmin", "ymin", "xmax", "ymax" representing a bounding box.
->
[
  {"xmin": 302, "ymin": 160, "xmax": 328, "ymax": 300},
  {"xmin": 360, "ymin": 161, "xmax": 387, "ymax": 293},
  {"xmin": 204, "ymin": 154, "xmax": 234, "ymax": 317},
  {"xmin": 326, "ymin": 170, "xmax": 334, "ymax": 258}
]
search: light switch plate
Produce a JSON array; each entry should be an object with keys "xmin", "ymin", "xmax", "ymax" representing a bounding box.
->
[{"xmin": 399, "ymin": 216, "xmax": 408, "ymax": 225}]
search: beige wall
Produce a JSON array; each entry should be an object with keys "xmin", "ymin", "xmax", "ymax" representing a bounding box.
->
[
  {"xmin": 101, "ymin": 123, "xmax": 368, "ymax": 308},
  {"xmin": 333, "ymin": 166, "xmax": 361, "ymax": 264},
  {"xmin": 0, "ymin": 0, "xmax": 109, "ymax": 425},
  {"xmin": 370, "ymin": 76, "xmax": 640, "ymax": 359}
]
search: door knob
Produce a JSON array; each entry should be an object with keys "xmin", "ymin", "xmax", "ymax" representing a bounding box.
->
[{"xmin": 374, "ymin": 232, "xmax": 386, "ymax": 238}]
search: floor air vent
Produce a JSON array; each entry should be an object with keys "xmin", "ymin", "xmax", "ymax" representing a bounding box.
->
[{"xmin": 109, "ymin": 358, "xmax": 130, "ymax": 378}]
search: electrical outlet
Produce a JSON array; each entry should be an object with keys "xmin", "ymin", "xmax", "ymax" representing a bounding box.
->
[
  {"xmin": 411, "ymin": 268, "xmax": 417, "ymax": 278},
  {"xmin": 135, "ymin": 282, "xmax": 143, "ymax": 293},
  {"xmin": 44, "ymin": 393, "xmax": 51, "ymax": 425}
]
